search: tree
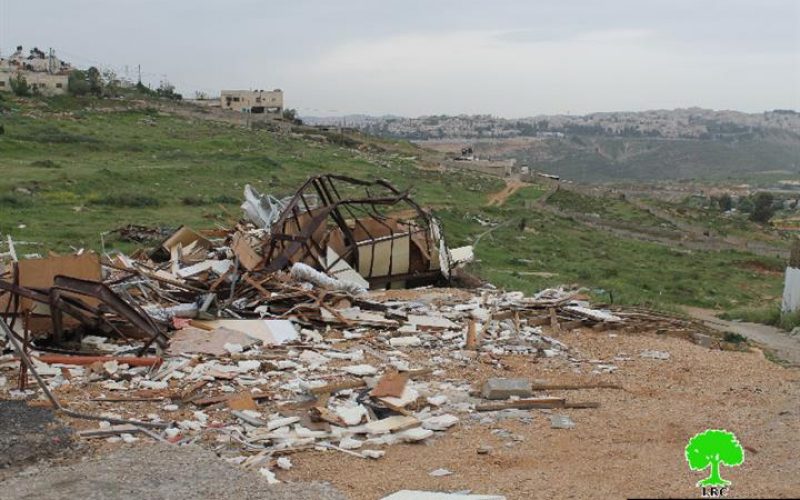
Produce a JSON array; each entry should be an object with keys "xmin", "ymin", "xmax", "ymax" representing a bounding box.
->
[
  {"xmin": 282, "ymin": 108, "xmax": 302, "ymax": 125},
  {"xmin": 87, "ymin": 66, "xmax": 103, "ymax": 96},
  {"xmin": 737, "ymin": 196, "xmax": 754, "ymax": 214},
  {"xmin": 10, "ymin": 74, "xmax": 30, "ymax": 97},
  {"xmin": 102, "ymin": 69, "xmax": 120, "ymax": 96},
  {"xmin": 68, "ymin": 69, "xmax": 90, "ymax": 96},
  {"xmin": 156, "ymin": 79, "xmax": 182, "ymax": 100},
  {"xmin": 750, "ymin": 192, "xmax": 775, "ymax": 224},
  {"xmin": 718, "ymin": 193, "xmax": 733, "ymax": 212},
  {"xmin": 685, "ymin": 429, "xmax": 744, "ymax": 487}
]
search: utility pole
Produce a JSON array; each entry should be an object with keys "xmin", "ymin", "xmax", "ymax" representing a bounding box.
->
[{"xmin": 137, "ymin": 64, "xmax": 141, "ymax": 84}]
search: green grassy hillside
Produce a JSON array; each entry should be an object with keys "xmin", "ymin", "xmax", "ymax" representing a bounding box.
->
[{"xmin": 0, "ymin": 95, "xmax": 785, "ymax": 312}]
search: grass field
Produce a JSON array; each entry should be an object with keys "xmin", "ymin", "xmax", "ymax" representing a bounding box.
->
[{"xmin": 0, "ymin": 94, "xmax": 786, "ymax": 312}]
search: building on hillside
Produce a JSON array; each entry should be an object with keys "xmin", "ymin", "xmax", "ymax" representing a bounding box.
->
[
  {"xmin": 0, "ymin": 46, "xmax": 71, "ymax": 96},
  {"xmin": 220, "ymin": 89, "xmax": 283, "ymax": 114}
]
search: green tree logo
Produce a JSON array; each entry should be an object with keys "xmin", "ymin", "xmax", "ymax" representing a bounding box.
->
[{"xmin": 685, "ymin": 429, "xmax": 745, "ymax": 487}]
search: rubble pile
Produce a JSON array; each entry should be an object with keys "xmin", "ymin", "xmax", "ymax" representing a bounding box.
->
[{"xmin": 0, "ymin": 175, "xmax": 731, "ymax": 483}]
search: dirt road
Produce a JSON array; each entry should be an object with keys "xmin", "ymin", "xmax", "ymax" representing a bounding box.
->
[
  {"xmin": 685, "ymin": 306, "xmax": 800, "ymax": 366},
  {"xmin": 486, "ymin": 179, "xmax": 527, "ymax": 207}
]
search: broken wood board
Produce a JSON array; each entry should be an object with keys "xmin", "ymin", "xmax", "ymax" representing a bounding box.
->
[
  {"xmin": 15, "ymin": 252, "xmax": 102, "ymax": 314},
  {"xmin": 310, "ymin": 379, "xmax": 367, "ymax": 395},
  {"xmin": 162, "ymin": 226, "xmax": 211, "ymax": 253},
  {"xmin": 320, "ymin": 308, "xmax": 399, "ymax": 328},
  {"xmin": 370, "ymin": 371, "xmax": 409, "ymax": 398},
  {"xmin": 363, "ymin": 415, "xmax": 420, "ymax": 434},
  {"xmin": 231, "ymin": 232, "xmax": 263, "ymax": 271},
  {"xmin": 563, "ymin": 306, "xmax": 622, "ymax": 323},
  {"xmin": 191, "ymin": 392, "xmax": 272, "ymax": 407},
  {"xmin": 357, "ymin": 233, "xmax": 410, "ymax": 279},
  {"xmin": 167, "ymin": 326, "xmax": 259, "ymax": 356}
]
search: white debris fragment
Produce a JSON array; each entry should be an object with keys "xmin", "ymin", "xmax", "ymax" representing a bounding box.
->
[
  {"xmin": 165, "ymin": 428, "xmax": 182, "ymax": 439},
  {"xmin": 550, "ymin": 414, "xmax": 576, "ymax": 429},
  {"xmin": 120, "ymin": 433, "xmax": 139, "ymax": 444},
  {"xmin": 336, "ymin": 405, "xmax": 368, "ymax": 426},
  {"xmin": 390, "ymin": 336, "xmax": 422, "ymax": 348},
  {"xmin": 258, "ymin": 467, "xmax": 281, "ymax": 484},
  {"xmin": 339, "ymin": 436, "xmax": 364, "ymax": 450},
  {"xmin": 422, "ymin": 414, "xmax": 459, "ymax": 431},
  {"xmin": 267, "ymin": 416, "xmax": 300, "ymax": 431},
  {"xmin": 237, "ymin": 360, "xmax": 261, "ymax": 372},
  {"xmin": 224, "ymin": 343, "xmax": 244, "ymax": 354},
  {"xmin": 640, "ymin": 350, "xmax": 670, "ymax": 360},
  {"xmin": 429, "ymin": 468, "xmax": 453, "ymax": 477},
  {"xmin": 361, "ymin": 449, "xmax": 385, "ymax": 459},
  {"xmin": 426, "ymin": 395, "xmax": 448, "ymax": 407},
  {"xmin": 138, "ymin": 380, "xmax": 168, "ymax": 390},
  {"xmin": 342, "ymin": 364, "xmax": 378, "ymax": 376},
  {"xmin": 178, "ymin": 420, "xmax": 203, "ymax": 431},
  {"xmin": 102, "ymin": 360, "xmax": 119, "ymax": 375},
  {"xmin": 276, "ymin": 457, "xmax": 293, "ymax": 470},
  {"xmin": 398, "ymin": 427, "xmax": 434, "ymax": 442}
]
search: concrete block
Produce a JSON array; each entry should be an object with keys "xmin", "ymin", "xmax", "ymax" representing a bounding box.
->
[{"xmin": 480, "ymin": 378, "xmax": 532, "ymax": 400}]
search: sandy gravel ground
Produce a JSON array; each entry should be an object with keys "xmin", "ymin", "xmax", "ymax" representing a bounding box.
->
[
  {"xmin": 0, "ymin": 445, "xmax": 344, "ymax": 500},
  {"xmin": 281, "ymin": 328, "xmax": 800, "ymax": 499},
  {"xmin": 2, "ymin": 325, "xmax": 797, "ymax": 500}
]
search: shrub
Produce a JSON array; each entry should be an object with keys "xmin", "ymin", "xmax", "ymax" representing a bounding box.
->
[
  {"xmin": 181, "ymin": 196, "xmax": 207, "ymax": 206},
  {"xmin": 0, "ymin": 193, "xmax": 32, "ymax": 207},
  {"xmin": 10, "ymin": 74, "xmax": 30, "ymax": 97},
  {"xmin": 750, "ymin": 192, "xmax": 776, "ymax": 224},
  {"xmin": 30, "ymin": 159, "xmax": 61, "ymax": 168},
  {"xmin": 723, "ymin": 332, "xmax": 747, "ymax": 344},
  {"xmin": 211, "ymin": 194, "xmax": 239, "ymax": 204}
]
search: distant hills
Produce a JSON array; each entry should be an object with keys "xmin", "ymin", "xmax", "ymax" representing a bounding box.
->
[{"xmin": 306, "ymin": 109, "xmax": 800, "ymax": 182}]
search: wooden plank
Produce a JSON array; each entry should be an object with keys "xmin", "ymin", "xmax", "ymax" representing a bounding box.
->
[
  {"xmin": 531, "ymin": 382, "xmax": 622, "ymax": 391},
  {"xmin": 549, "ymin": 308, "xmax": 561, "ymax": 332},
  {"xmin": 191, "ymin": 392, "xmax": 272, "ymax": 406},
  {"xmin": 309, "ymin": 379, "xmax": 366, "ymax": 395},
  {"xmin": 475, "ymin": 397, "xmax": 566, "ymax": 412},
  {"xmin": 465, "ymin": 320, "xmax": 478, "ymax": 350}
]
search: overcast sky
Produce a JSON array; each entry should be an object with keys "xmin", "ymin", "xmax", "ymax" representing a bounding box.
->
[{"xmin": 1, "ymin": 0, "xmax": 798, "ymax": 117}]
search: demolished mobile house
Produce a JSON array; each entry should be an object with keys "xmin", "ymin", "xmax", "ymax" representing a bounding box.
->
[
  {"xmin": 0, "ymin": 176, "xmax": 461, "ymax": 354},
  {"xmin": 244, "ymin": 175, "xmax": 452, "ymax": 289}
]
